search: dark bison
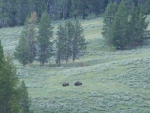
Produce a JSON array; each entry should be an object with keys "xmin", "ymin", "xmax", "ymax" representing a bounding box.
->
[
  {"xmin": 62, "ymin": 83, "xmax": 69, "ymax": 87},
  {"xmin": 74, "ymin": 81, "xmax": 82, "ymax": 86}
]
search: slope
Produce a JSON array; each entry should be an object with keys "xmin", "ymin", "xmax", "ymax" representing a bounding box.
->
[{"xmin": 0, "ymin": 16, "xmax": 150, "ymax": 113}]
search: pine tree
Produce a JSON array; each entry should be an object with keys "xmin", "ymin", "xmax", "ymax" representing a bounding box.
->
[
  {"xmin": 0, "ymin": 52, "xmax": 20, "ymax": 113},
  {"xmin": 14, "ymin": 34, "xmax": 29, "ymax": 66},
  {"xmin": 102, "ymin": 2, "xmax": 118, "ymax": 48},
  {"xmin": 128, "ymin": 3, "xmax": 138, "ymax": 47},
  {"xmin": 37, "ymin": 11, "xmax": 53, "ymax": 66},
  {"xmin": 14, "ymin": 12, "xmax": 37, "ymax": 65},
  {"xmin": 56, "ymin": 20, "xmax": 86, "ymax": 65},
  {"xmin": 111, "ymin": 1, "xmax": 129, "ymax": 50},
  {"xmin": 0, "ymin": 0, "xmax": 17, "ymax": 27},
  {"xmin": 71, "ymin": 0, "xmax": 90, "ymax": 19},
  {"xmin": 65, "ymin": 21, "xmax": 74, "ymax": 63},
  {"xmin": 72, "ymin": 20, "xmax": 87, "ymax": 61},
  {"xmin": 27, "ymin": 11, "xmax": 38, "ymax": 64},
  {"xmin": 56, "ymin": 24, "xmax": 66, "ymax": 66},
  {"xmin": 138, "ymin": 0, "xmax": 150, "ymax": 15},
  {"xmin": 90, "ymin": 0, "xmax": 108, "ymax": 17},
  {"xmin": 0, "ymin": 40, "xmax": 4, "ymax": 67},
  {"xmin": 16, "ymin": 0, "xmax": 30, "ymax": 26},
  {"xmin": 20, "ymin": 81, "xmax": 32, "ymax": 113},
  {"xmin": 29, "ymin": 0, "xmax": 46, "ymax": 18},
  {"xmin": 0, "ymin": 41, "xmax": 32, "ymax": 113},
  {"xmin": 134, "ymin": 9, "xmax": 149, "ymax": 45},
  {"xmin": 103, "ymin": 1, "xmax": 149, "ymax": 50}
]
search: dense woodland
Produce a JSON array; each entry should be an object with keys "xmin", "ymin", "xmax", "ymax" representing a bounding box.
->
[
  {"xmin": 103, "ymin": 0, "xmax": 150, "ymax": 49},
  {"xmin": 0, "ymin": 0, "xmax": 150, "ymax": 27}
]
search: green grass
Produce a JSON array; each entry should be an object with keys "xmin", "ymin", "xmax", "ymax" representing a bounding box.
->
[{"xmin": 0, "ymin": 16, "xmax": 150, "ymax": 113}]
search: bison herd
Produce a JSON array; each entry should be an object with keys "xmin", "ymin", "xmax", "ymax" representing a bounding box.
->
[{"xmin": 62, "ymin": 81, "xmax": 82, "ymax": 87}]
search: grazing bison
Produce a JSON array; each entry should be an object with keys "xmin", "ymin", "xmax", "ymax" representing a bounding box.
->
[
  {"xmin": 74, "ymin": 81, "xmax": 82, "ymax": 86},
  {"xmin": 62, "ymin": 83, "xmax": 69, "ymax": 87}
]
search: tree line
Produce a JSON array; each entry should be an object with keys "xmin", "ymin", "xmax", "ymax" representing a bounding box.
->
[
  {"xmin": 14, "ymin": 11, "xmax": 86, "ymax": 66},
  {"xmin": 0, "ymin": 0, "xmax": 150, "ymax": 27},
  {"xmin": 103, "ymin": 0, "xmax": 150, "ymax": 50},
  {"xmin": 0, "ymin": 41, "xmax": 32, "ymax": 113},
  {"xmin": 0, "ymin": 0, "xmax": 108, "ymax": 27}
]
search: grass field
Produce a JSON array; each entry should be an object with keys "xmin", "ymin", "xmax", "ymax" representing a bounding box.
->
[{"xmin": 0, "ymin": 16, "xmax": 150, "ymax": 113}]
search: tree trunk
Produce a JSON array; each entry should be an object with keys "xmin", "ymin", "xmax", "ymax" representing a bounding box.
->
[
  {"xmin": 82, "ymin": 9, "xmax": 86, "ymax": 19},
  {"xmin": 63, "ymin": 0, "xmax": 68, "ymax": 19},
  {"xmin": 72, "ymin": 52, "xmax": 75, "ymax": 62},
  {"xmin": 40, "ymin": 61, "xmax": 44, "ymax": 66}
]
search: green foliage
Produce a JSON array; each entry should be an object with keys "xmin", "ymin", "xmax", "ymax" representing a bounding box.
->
[
  {"xmin": 29, "ymin": 0, "xmax": 46, "ymax": 18},
  {"xmin": 55, "ymin": 24, "xmax": 67, "ymax": 66},
  {"xmin": 16, "ymin": 0, "xmax": 29, "ymax": 26},
  {"xmin": 0, "ymin": 0, "xmax": 111, "ymax": 27},
  {"xmin": 65, "ymin": 21, "xmax": 74, "ymax": 62},
  {"xmin": 26, "ymin": 12, "xmax": 38, "ymax": 63},
  {"xmin": 128, "ymin": 4, "xmax": 149, "ymax": 47},
  {"xmin": 0, "ymin": 40, "xmax": 32, "ymax": 113},
  {"xmin": 102, "ymin": 2, "xmax": 118, "ymax": 48},
  {"xmin": 1, "ymin": 14, "xmax": 150, "ymax": 113},
  {"xmin": 111, "ymin": 1, "xmax": 129, "ymax": 50},
  {"xmin": 0, "ymin": 52, "xmax": 20, "ymax": 113},
  {"xmin": 90, "ymin": 0, "xmax": 109, "ymax": 16},
  {"xmin": 0, "ymin": 0, "xmax": 17, "ymax": 27},
  {"xmin": 0, "ymin": 40, "xmax": 4, "ymax": 66},
  {"xmin": 14, "ymin": 35, "xmax": 29, "ymax": 66},
  {"xmin": 103, "ymin": 1, "xmax": 149, "ymax": 50},
  {"xmin": 56, "ymin": 20, "xmax": 86, "ymax": 66},
  {"xmin": 138, "ymin": 0, "xmax": 150, "ymax": 15},
  {"xmin": 72, "ymin": 20, "xmax": 87, "ymax": 61},
  {"xmin": 0, "ymin": 0, "xmax": 150, "ymax": 27},
  {"xmin": 20, "ymin": 81, "xmax": 32, "ymax": 113},
  {"xmin": 14, "ymin": 12, "xmax": 37, "ymax": 65},
  {"xmin": 37, "ymin": 11, "xmax": 53, "ymax": 65}
]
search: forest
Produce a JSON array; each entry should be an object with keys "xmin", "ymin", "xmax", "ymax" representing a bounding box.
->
[
  {"xmin": 0, "ymin": 0, "xmax": 150, "ymax": 27},
  {"xmin": 0, "ymin": 0, "xmax": 150, "ymax": 113}
]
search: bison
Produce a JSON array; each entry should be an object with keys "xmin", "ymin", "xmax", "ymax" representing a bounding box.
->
[
  {"xmin": 74, "ymin": 81, "xmax": 82, "ymax": 86},
  {"xmin": 62, "ymin": 83, "xmax": 69, "ymax": 87}
]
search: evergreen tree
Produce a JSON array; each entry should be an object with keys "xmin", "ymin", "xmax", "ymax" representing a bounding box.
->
[
  {"xmin": 71, "ymin": 0, "xmax": 90, "ymax": 19},
  {"xmin": 14, "ymin": 34, "xmax": 29, "ymax": 66},
  {"xmin": 61, "ymin": 0, "xmax": 71, "ymax": 19},
  {"xmin": 0, "ymin": 52, "xmax": 20, "ymax": 113},
  {"xmin": 16, "ymin": 0, "xmax": 30, "ymax": 26},
  {"xmin": 0, "ymin": 0, "xmax": 17, "ymax": 27},
  {"xmin": 103, "ymin": 1, "xmax": 149, "ymax": 50},
  {"xmin": 131, "ymin": 8, "xmax": 149, "ymax": 46},
  {"xmin": 14, "ymin": 12, "xmax": 37, "ymax": 65},
  {"xmin": 55, "ymin": 24, "xmax": 66, "ymax": 66},
  {"xmin": 29, "ymin": 0, "xmax": 46, "ymax": 18},
  {"xmin": 37, "ymin": 11, "xmax": 53, "ymax": 66},
  {"xmin": 27, "ymin": 12, "xmax": 38, "ymax": 64},
  {"xmin": 90, "ymin": 0, "xmax": 108, "ymax": 17},
  {"xmin": 0, "ymin": 40, "xmax": 4, "ymax": 67},
  {"xmin": 128, "ymin": 3, "xmax": 138, "ymax": 47},
  {"xmin": 102, "ymin": 2, "xmax": 118, "ymax": 48},
  {"xmin": 111, "ymin": 1, "xmax": 129, "ymax": 50},
  {"xmin": 20, "ymin": 81, "xmax": 32, "ymax": 113},
  {"xmin": 138, "ymin": 0, "xmax": 150, "ymax": 15},
  {"xmin": 56, "ymin": 20, "xmax": 86, "ymax": 65},
  {"xmin": 72, "ymin": 20, "xmax": 87, "ymax": 61},
  {"xmin": 0, "ymin": 41, "xmax": 32, "ymax": 113},
  {"xmin": 65, "ymin": 21, "xmax": 74, "ymax": 63}
]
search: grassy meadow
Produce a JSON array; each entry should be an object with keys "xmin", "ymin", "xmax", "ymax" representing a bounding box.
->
[{"xmin": 0, "ymin": 16, "xmax": 150, "ymax": 113}]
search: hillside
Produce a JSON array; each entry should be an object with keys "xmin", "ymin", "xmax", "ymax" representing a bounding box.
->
[{"xmin": 0, "ymin": 17, "xmax": 150, "ymax": 113}]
